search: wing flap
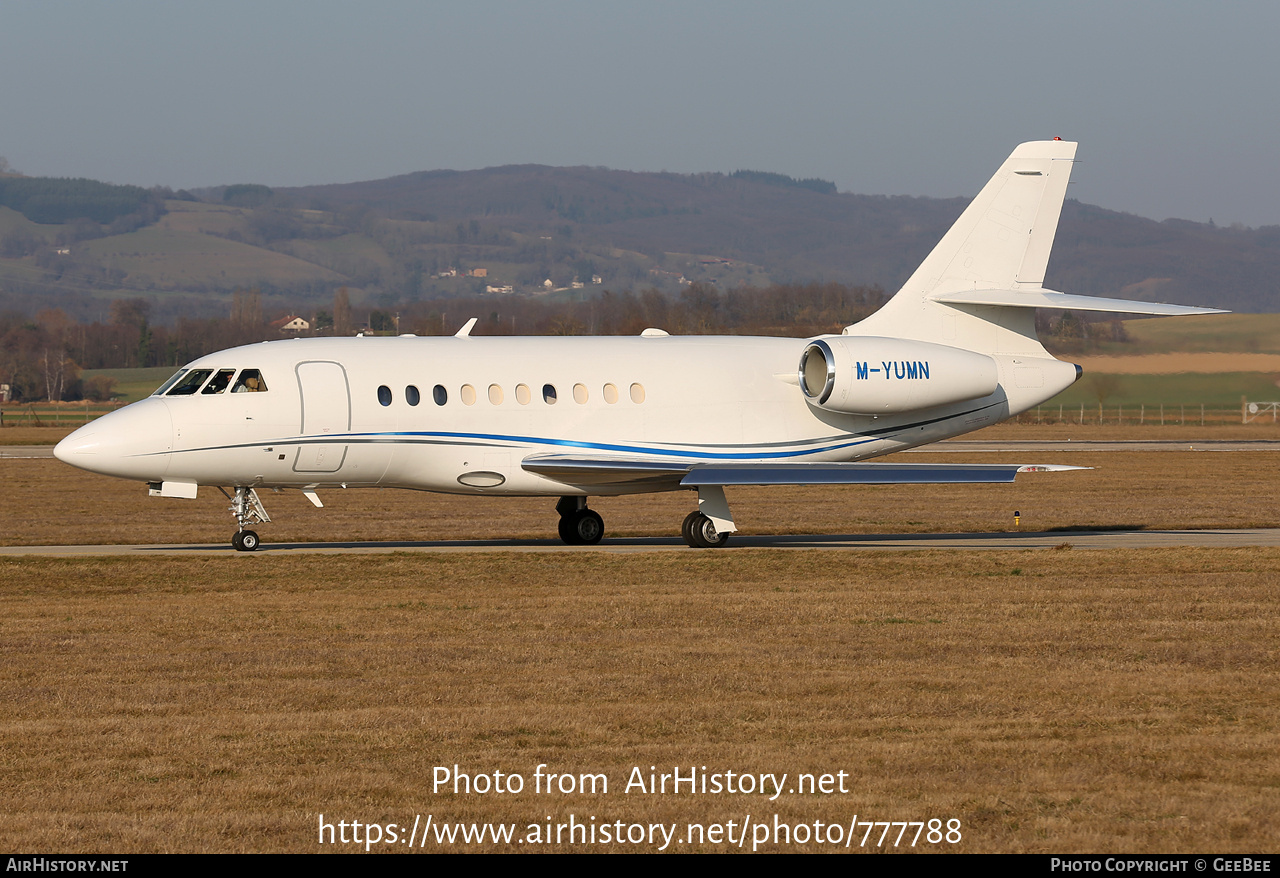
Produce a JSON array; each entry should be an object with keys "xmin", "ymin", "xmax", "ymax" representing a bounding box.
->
[
  {"xmin": 680, "ymin": 462, "xmax": 1084, "ymax": 486},
  {"xmin": 521, "ymin": 455, "xmax": 691, "ymax": 488}
]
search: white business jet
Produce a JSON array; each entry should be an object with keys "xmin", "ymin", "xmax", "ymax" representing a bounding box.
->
[{"xmin": 54, "ymin": 140, "xmax": 1219, "ymax": 550}]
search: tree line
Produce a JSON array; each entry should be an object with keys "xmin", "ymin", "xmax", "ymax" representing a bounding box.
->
[
  {"xmin": 0, "ymin": 176, "xmax": 163, "ymax": 225},
  {"xmin": 0, "ymin": 282, "xmax": 887, "ymax": 403}
]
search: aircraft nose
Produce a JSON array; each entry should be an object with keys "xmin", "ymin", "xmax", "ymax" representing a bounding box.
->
[
  {"xmin": 54, "ymin": 398, "xmax": 174, "ymax": 480},
  {"xmin": 54, "ymin": 427, "xmax": 101, "ymax": 462}
]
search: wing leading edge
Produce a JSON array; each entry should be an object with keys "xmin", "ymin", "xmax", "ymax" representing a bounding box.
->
[{"xmin": 521, "ymin": 454, "xmax": 1085, "ymax": 490}]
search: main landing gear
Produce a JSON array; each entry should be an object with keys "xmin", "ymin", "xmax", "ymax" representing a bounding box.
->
[
  {"xmin": 556, "ymin": 496, "xmax": 604, "ymax": 545},
  {"xmin": 554, "ymin": 487, "xmax": 738, "ymax": 549},
  {"xmin": 681, "ymin": 485, "xmax": 736, "ymax": 549},
  {"xmin": 220, "ymin": 486, "xmax": 271, "ymax": 552},
  {"xmin": 682, "ymin": 510, "xmax": 729, "ymax": 548}
]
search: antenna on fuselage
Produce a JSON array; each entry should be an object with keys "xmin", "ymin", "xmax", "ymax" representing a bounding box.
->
[{"xmin": 454, "ymin": 317, "xmax": 478, "ymax": 338}]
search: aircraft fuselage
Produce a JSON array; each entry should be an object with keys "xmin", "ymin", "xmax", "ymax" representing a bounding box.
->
[{"xmin": 55, "ymin": 333, "xmax": 1078, "ymax": 497}]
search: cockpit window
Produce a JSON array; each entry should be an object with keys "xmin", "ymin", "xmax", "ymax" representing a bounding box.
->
[
  {"xmin": 153, "ymin": 370, "xmax": 188, "ymax": 396},
  {"xmin": 201, "ymin": 369, "xmax": 237, "ymax": 395},
  {"xmin": 231, "ymin": 369, "xmax": 268, "ymax": 393},
  {"xmin": 166, "ymin": 369, "xmax": 213, "ymax": 396}
]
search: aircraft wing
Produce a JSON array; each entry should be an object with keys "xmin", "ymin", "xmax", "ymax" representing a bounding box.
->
[{"xmin": 521, "ymin": 454, "xmax": 1085, "ymax": 489}]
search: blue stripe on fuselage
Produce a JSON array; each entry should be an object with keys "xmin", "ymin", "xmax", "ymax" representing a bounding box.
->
[{"xmin": 159, "ymin": 400, "xmax": 1003, "ymax": 461}]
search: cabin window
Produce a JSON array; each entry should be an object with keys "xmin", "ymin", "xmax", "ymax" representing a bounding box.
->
[
  {"xmin": 630, "ymin": 383, "xmax": 646, "ymax": 404},
  {"xmin": 377, "ymin": 385, "xmax": 392, "ymax": 406},
  {"xmin": 461, "ymin": 384, "xmax": 477, "ymax": 405},
  {"xmin": 573, "ymin": 383, "xmax": 588, "ymax": 404},
  {"xmin": 231, "ymin": 369, "xmax": 268, "ymax": 393},
  {"xmin": 167, "ymin": 369, "xmax": 213, "ymax": 396},
  {"xmin": 542, "ymin": 384, "xmax": 557, "ymax": 404},
  {"xmin": 603, "ymin": 383, "xmax": 619, "ymax": 404},
  {"xmin": 488, "ymin": 384, "xmax": 504, "ymax": 405},
  {"xmin": 433, "ymin": 384, "xmax": 448, "ymax": 405},
  {"xmin": 406, "ymin": 385, "xmax": 421, "ymax": 406},
  {"xmin": 153, "ymin": 370, "xmax": 188, "ymax": 396},
  {"xmin": 515, "ymin": 383, "xmax": 531, "ymax": 405},
  {"xmin": 202, "ymin": 369, "xmax": 236, "ymax": 395}
]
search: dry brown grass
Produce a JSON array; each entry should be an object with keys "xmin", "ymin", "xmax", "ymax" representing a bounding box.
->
[
  {"xmin": 1, "ymin": 550, "xmax": 1276, "ymax": 852},
  {"xmin": 3, "ymin": 445, "xmax": 1280, "ymax": 547},
  {"xmin": 0, "ymin": 426, "xmax": 77, "ymax": 445}
]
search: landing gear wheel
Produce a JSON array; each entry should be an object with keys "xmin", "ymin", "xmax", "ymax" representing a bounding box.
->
[
  {"xmin": 681, "ymin": 510, "xmax": 701, "ymax": 546},
  {"xmin": 683, "ymin": 512, "xmax": 729, "ymax": 549},
  {"xmin": 559, "ymin": 509, "xmax": 604, "ymax": 545},
  {"xmin": 225, "ymin": 486, "xmax": 271, "ymax": 551},
  {"xmin": 573, "ymin": 509, "xmax": 604, "ymax": 545}
]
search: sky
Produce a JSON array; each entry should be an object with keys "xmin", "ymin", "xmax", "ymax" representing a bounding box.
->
[{"xmin": 3, "ymin": 1, "xmax": 1279, "ymax": 227}]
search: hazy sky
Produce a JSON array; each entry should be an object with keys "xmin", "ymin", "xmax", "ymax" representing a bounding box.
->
[{"xmin": 3, "ymin": 1, "xmax": 1278, "ymax": 226}]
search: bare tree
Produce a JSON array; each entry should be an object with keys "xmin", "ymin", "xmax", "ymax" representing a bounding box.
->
[{"xmin": 334, "ymin": 287, "xmax": 352, "ymax": 336}]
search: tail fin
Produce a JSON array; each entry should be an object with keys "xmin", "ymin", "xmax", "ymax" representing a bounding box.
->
[
  {"xmin": 850, "ymin": 140, "xmax": 1221, "ymax": 351},
  {"xmin": 852, "ymin": 140, "xmax": 1076, "ymax": 345},
  {"xmin": 908, "ymin": 139, "xmax": 1077, "ymax": 295}
]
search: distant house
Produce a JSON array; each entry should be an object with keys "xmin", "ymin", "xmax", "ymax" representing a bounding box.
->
[
  {"xmin": 469, "ymin": 268, "xmax": 488, "ymax": 278},
  {"xmin": 591, "ymin": 275, "xmax": 603, "ymax": 284},
  {"xmin": 486, "ymin": 284, "xmax": 515, "ymax": 294},
  {"xmin": 270, "ymin": 315, "xmax": 310, "ymax": 333},
  {"xmin": 543, "ymin": 279, "xmax": 554, "ymax": 289}
]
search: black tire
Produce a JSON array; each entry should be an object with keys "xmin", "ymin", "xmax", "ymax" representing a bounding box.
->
[
  {"xmin": 231, "ymin": 531, "xmax": 244, "ymax": 551},
  {"xmin": 238, "ymin": 530, "xmax": 260, "ymax": 552},
  {"xmin": 687, "ymin": 513, "xmax": 729, "ymax": 549},
  {"xmin": 573, "ymin": 509, "xmax": 604, "ymax": 545},
  {"xmin": 681, "ymin": 510, "xmax": 702, "ymax": 547},
  {"xmin": 557, "ymin": 515, "xmax": 578, "ymax": 545}
]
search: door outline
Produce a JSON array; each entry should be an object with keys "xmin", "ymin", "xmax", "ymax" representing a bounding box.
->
[{"xmin": 294, "ymin": 360, "xmax": 351, "ymax": 473}]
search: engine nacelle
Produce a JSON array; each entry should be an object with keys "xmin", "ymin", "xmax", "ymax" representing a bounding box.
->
[{"xmin": 798, "ymin": 336, "xmax": 999, "ymax": 414}]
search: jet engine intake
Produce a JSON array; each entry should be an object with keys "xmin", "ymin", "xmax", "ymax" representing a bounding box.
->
[{"xmin": 799, "ymin": 337, "xmax": 999, "ymax": 414}]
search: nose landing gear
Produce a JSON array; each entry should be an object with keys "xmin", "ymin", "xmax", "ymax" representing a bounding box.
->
[{"xmin": 221, "ymin": 486, "xmax": 271, "ymax": 552}]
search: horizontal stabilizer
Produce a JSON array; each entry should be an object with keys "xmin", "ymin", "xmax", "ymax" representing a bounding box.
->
[
  {"xmin": 932, "ymin": 288, "xmax": 1226, "ymax": 316},
  {"xmin": 523, "ymin": 454, "xmax": 1086, "ymax": 489}
]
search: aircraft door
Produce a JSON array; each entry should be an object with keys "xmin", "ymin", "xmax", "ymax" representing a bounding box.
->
[{"xmin": 294, "ymin": 361, "xmax": 350, "ymax": 473}]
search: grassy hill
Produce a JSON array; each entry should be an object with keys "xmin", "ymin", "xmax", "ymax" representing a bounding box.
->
[
  {"xmin": 1116, "ymin": 312, "xmax": 1280, "ymax": 354},
  {"xmin": 2, "ymin": 166, "xmax": 1279, "ymax": 321}
]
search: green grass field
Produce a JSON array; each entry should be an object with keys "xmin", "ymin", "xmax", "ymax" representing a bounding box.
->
[
  {"xmin": 1121, "ymin": 312, "xmax": 1280, "ymax": 354},
  {"xmin": 78, "ymin": 366, "xmax": 174, "ymax": 403},
  {"xmin": 1044, "ymin": 371, "xmax": 1279, "ymax": 409}
]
